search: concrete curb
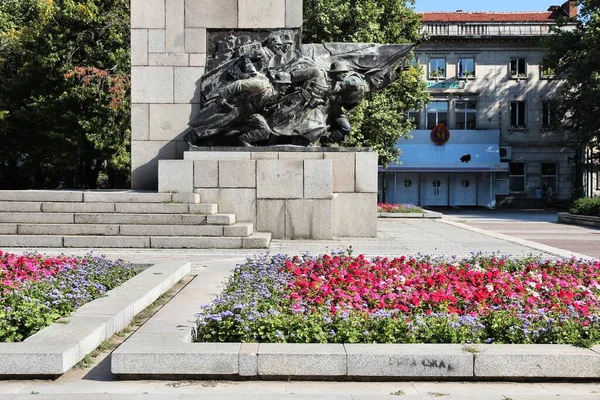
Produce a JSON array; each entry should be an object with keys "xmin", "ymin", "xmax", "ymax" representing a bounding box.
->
[
  {"xmin": 377, "ymin": 211, "xmax": 442, "ymax": 219},
  {"xmin": 558, "ymin": 212, "xmax": 600, "ymax": 229},
  {"xmin": 438, "ymin": 218, "xmax": 596, "ymax": 260},
  {"xmin": 111, "ymin": 265, "xmax": 600, "ymax": 380},
  {"xmin": 0, "ymin": 261, "xmax": 190, "ymax": 377}
]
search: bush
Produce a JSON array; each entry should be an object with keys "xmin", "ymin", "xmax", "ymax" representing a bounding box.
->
[
  {"xmin": 0, "ymin": 251, "xmax": 136, "ymax": 342},
  {"xmin": 569, "ymin": 197, "xmax": 600, "ymax": 217},
  {"xmin": 378, "ymin": 203, "xmax": 423, "ymax": 213}
]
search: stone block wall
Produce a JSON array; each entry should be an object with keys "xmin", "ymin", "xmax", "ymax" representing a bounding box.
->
[
  {"xmin": 131, "ymin": 0, "xmax": 303, "ymax": 189},
  {"xmin": 157, "ymin": 149, "xmax": 378, "ymax": 239}
]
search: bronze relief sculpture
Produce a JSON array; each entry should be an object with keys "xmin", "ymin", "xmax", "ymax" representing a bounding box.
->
[{"xmin": 185, "ymin": 30, "xmax": 412, "ymax": 147}]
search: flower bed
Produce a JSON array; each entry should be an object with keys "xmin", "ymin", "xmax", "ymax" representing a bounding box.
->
[
  {"xmin": 0, "ymin": 250, "xmax": 136, "ymax": 342},
  {"xmin": 194, "ymin": 253, "xmax": 600, "ymax": 347},
  {"xmin": 378, "ymin": 203, "xmax": 423, "ymax": 213}
]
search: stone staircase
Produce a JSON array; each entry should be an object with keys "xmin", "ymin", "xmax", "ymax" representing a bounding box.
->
[{"xmin": 0, "ymin": 190, "xmax": 271, "ymax": 248}]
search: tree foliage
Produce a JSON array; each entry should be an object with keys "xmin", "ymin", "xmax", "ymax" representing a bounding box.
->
[
  {"xmin": 0, "ymin": 0, "xmax": 130, "ymax": 189},
  {"xmin": 543, "ymin": 0, "xmax": 600, "ymax": 154},
  {"xmin": 303, "ymin": 0, "xmax": 429, "ymax": 164}
]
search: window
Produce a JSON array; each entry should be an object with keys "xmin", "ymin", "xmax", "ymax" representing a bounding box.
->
[
  {"xmin": 509, "ymin": 162, "xmax": 526, "ymax": 192},
  {"xmin": 510, "ymin": 101, "xmax": 526, "ymax": 128},
  {"xmin": 455, "ymin": 101, "xmax": 477, "ymax": 130},
  {"xmin": 540, "ymin": 59, "xmax": 556, "ymax": 79},
  {"xmin": 426, "ymin": 101, "xmax": 448, "ymax": 129},
  {"xmin": 542, "ymin": 101, "xmax": 557, "ymax": 129},
  {"xmin": 429, "ymin": 57, "xmax": 446, "ymax": 79},
  {"xmin": 541, "ymin": 162, "xmax": 558, "ymax": 193},
  {"xmin": 510, "ymin": 58, "xmax": 527, "ymax": 78},
  {"xmin": 408, "ymin": 111, "xmax": 421, "ymax": 129},
  {"xmin": 458, "ymin": 57, "xmax": 475, "ymax": 78}
]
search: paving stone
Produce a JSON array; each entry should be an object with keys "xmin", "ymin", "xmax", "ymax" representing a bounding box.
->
[
  {"xmin": 345, "ymin": 344, "xmax": 473, "ymax": 377},
  {"xmin": 148, "ymin": 29, "xmax": 166, "ymax": 53},
  {"xmin": 175, "ymin": 67, "xmax": 204, "ymax": 103},
  {"xmin": 120, "ymin": 224, "xmax": 223, "ymax": 237},
  {"xmin": 286, "ymin": 0, "xmax": 303, "ymax": 27},
  {"xmin": 131, "ymin": 0, "xmax": 165, "ymax": 28},
  {"xmin": 112, "ymin": 342, "xmax": 240, "ymax": 375},
  {"xmin": 184, "ymin": 28, "xmax": 207, "ymax": 54},
  {"xmin": 304, "ymin": 159, "xmax": 332, "ymax": 199},
  {"xmin": 115, "ymin": 203, "xmax": 189, "ymax": 214},
  {"xmin": 325, "ymin": 152, "xmax": 356, "ymax": 193},
  {"xmin": 74, "ymin": 213, "xmax": 207, "ymax": 225},
  {"xmin": 474, "ymin": 344, "xmax": 600, "ymax": 378},
  {"xmin": 257, "ymin": 160, "xmax": 303, "ymax": 199},
  {"xmin": 194, "ymin": 160, "xmax": 219, "ymax": 188},
  {"xmin": 83, "ymin": 191, "xmax": 173, "ymax": 203},
  {"xmin": 0, "ymin": 235, "xmax": 63, "ymax": 247},
  {"xmin": 332, "ymin": 193, "xmax": 377, "ymax": 237},
  {"xmin": 239, "ymin": 343, "xmax": 259, "ymax": 377},
  {"xmin": 257, "ymin": 199, "xmax": 285, "ymax": 239},
  {"xmin": 258, "ymin": 343, "xmax": 346, "ymax": 376},
  {"xmin": 219, "ymin": 160, "xmax": 256, "ymax": 188},
  {"xmin": 185, "ymin": 0, "xmax": 238, "ymax": 28},
  {"xmin": 151, "ymin": 236, "xmax": 243, "ymax": 249},
  {"xmin": 131, "ymin": 67, "xmax": 174, "ymax": 104},
  {"xmin": 17, "ymin": 224, "xmax": 119, "ymax": 236},
  {"xmin": 0, "ymin": 213, "xmax": 74, "ymax": 224},
  {"xmin": 0, "ymin": 190, "xmax": 83, "ymax": 202},
  {"xmin": 189, "ymin": 203, "xmax": 218, "ymax": 214},
  {"xmin": 42, "ymin": 202, "xmax": 116, "ymax": 214},
  {"xmin": 239, "ymin": 0, "xmax": 286, "ymax": 28},
  {"xmin": 131, "ymin": 29, "xmax": 148, "ymax": 65},
  {"xmin": 224, "ymin": 222, "xmax": 253, "ymax": 237},
  {"xmin": 63, "ymin": 236, "xmax": 151, "ymax": 248},
  {"xmin": 166, "ymin": 0, "xmax": 184, "ymax": 52},
  {"xmin": 243, "ymin": 232, "xmax": 271, "ymax": 248},
  {"xmin": 285, "ymin": 200, "xmax": 332, "ymax": 240},
  {"xmin": 0, "ymin": 201, "xmax": 42, "ymax": 212},
  {"xmin": 355, "ymin": 152, "xmax": 378, "ymax": 193}
]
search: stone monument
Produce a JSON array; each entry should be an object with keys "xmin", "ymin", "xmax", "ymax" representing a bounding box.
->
[{"xmin": 131, "ymin": 0, "xmax": 412, "ymax": 239}]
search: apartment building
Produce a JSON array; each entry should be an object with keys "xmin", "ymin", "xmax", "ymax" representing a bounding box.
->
[{"xmin": 379, "ymin": 1, "xmax": 597, "ymax": 207}]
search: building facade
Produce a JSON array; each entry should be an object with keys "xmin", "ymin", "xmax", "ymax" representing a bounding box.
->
[{"xmin": 380, "ymin": 1, "xmax": 599, "ymax": 207}]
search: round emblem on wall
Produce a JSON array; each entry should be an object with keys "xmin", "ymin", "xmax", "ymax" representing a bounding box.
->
[{"xmin": 430, "ymin": 123, "xmax": 450, "ymax": 145}]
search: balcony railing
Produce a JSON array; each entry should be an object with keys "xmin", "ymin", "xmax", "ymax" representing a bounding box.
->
[{"xmin": 423, "ymin": 23, "xmax": 555, "ymax": 37}]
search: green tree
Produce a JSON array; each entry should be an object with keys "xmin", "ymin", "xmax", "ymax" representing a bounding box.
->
[
  {"xmin": 0, "ymin": 0, "xmax": 130, "ymax": 189},
  {"xmin": 303, "ymin": 0, "xmax": 429, "ymax": 164},
  {"xmin": 543, "ymin": 0, "xmax": 600, "ymax": 196}
]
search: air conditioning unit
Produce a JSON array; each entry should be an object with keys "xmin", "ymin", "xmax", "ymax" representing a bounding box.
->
[{"xmin": 499, "ymin": 146, "xmax": 512, "ymax": 161}]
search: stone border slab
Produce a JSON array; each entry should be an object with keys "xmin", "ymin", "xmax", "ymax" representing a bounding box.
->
[
  {"xmin": 558, "ymin": 212, "xmax": 600, "ymax": 228},
  {"xmin": 378, "ymin": 210, "xmax": 442, "ymax": 219},
  {"xmin": 0, "ymin": 261, "xmax": 190, "ymax": 377},
  {"xmin": 111, "ymin": 264, "xmax": 600, "ymax": 380}
]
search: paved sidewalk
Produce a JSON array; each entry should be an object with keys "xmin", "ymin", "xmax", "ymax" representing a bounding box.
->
[{"xmin": 1, "ymin": 215, "xmax": 599, "ymax": 398}]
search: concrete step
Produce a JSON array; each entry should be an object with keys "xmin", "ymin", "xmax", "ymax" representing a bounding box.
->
[
  {"xmin": 0, "ymin": 213, "xmax": 75, "ymax": 224},
  {"xmin": 119, "ymin": 224, "xmax": 225, "ymax": 237},
  {"xmin": 17, "ymin": 224, "xmax": 119, "ymax": 236},
  {"xmin": 0, "ymin": 233, "xmax": 270, "ymax": 248},
  {"xmin": 0, "ymin": 190, "xmax": 83, "ymax": 202},
  {"xmin": 0, "ymin": 201, "xmax": 218, "ymax": 214},
  {"xmin": 0, "ymin": 190, "xmax": 203, "ymax": 204},
  {"xmin": 73, "ymin": 213, "xmax": 230, "ymax": 225}
]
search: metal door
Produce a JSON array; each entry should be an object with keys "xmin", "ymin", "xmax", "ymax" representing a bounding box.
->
[
  {"xmin": 386, "ymin": 173, "xmax": 419, "ymax": 205},
  {"xmin": 451, "ymin": 173, "xmax": 477, "ymax": 206},
  {"xmin": 421, "ymin": 173, "xmax": 449, "ymax": 206}
]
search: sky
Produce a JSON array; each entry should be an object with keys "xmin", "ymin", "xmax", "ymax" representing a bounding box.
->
[{"xmin": 414, "ymin": 0, "xmax": 558, "ymax": 12}]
